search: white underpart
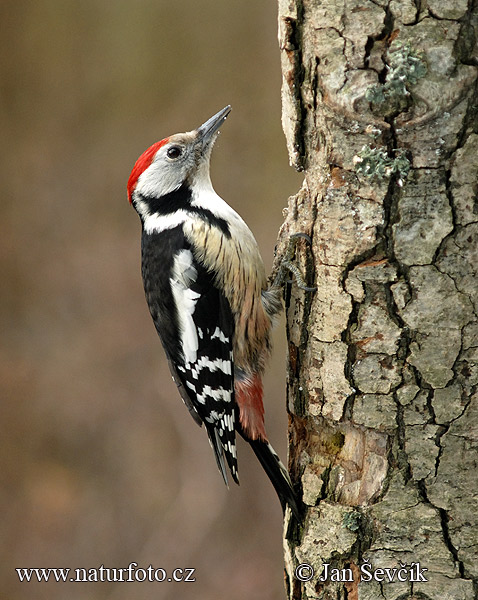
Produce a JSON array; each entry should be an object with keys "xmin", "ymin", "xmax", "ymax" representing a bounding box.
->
[
  {"xmin": 190, "ymin": 175, "xmax": 254, "ymax": 237},
  {"xmin": 170, "ymin": 249, "xmax": 200, "ymax": 364},
  {"xmin": 187, "ymin": 175, "xmax": 266, "ymax": 296}
]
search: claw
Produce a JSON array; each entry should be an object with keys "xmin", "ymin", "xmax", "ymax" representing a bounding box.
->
[
  {"xmin": 289, "ymin": 232, "xmax": 313, "ymax": 245},
  {"xmin": 281, "ymin": 259, "xmax": 317, "ymax": 292},
  {"xmin": 275, "ymin": 233, "xmax": 316, "ymax": 292}
]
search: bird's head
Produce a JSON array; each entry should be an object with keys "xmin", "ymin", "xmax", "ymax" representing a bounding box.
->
[{"xmin": 127, "ymin": 106, "xmax": 231, "ymax": 206}]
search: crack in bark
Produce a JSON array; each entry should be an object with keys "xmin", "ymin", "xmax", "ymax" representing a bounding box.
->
[
  {"xmin": 411, "ymin": 0, "xmax": 423, "ymax": 24},
  {"xmin": 426, "ymin": 9, "xmax": 462, "ymax": 22},
  {"xmin": 416, "ymin": 480, "xmax": 467, "ymax": 578},
  {"xmin": 456, "ymin": 0, "xmax": 478, "ymax": 66},
  {"xmin": 433, "ymin": 390, "xmax": 472, "ymax": 478},
  {"xmin": 394, "ymin": 393, "xmax": 413, "ymax": 481},
  {"xmin": 286, "ymin": 1, "xmax": 307, "ymax": 171}
]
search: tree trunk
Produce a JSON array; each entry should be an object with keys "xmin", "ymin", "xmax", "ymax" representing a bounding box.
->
[{"xmin": 276, "ymin": 1, "xmax": 478, "ymax": 599}]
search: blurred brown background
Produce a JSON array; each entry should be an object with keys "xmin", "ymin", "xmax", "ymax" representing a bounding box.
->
[{"xmin": 1, "ymin": 1, "xmax": 302, "ymax": 599}]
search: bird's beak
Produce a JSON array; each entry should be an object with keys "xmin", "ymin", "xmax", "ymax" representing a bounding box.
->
[{"xmin": 197, "ymin": 105, "xmax": 232, "ymax": 150}]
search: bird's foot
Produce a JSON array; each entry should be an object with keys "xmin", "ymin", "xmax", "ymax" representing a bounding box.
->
[{"xmin": 275, "ymin": 233, "xmax": 316, "ymax": 292}]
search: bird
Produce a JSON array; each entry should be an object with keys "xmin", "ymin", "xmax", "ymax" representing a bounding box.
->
[{"xmin": 127, "ymin": 106, "xmax": 300, "ymax": 520}]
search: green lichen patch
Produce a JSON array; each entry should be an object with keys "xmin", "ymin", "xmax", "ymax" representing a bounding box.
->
[
  {"xmin": 353, "ymin": 145, "xmax": 411, "ymax": 185},
  {"xmin": 366, "ymin": 41, "xmax": 428, "ymax": 105}
]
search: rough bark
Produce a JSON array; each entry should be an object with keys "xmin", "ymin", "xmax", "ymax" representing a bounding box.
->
[{"xmin": 275, "ymin": 1, "xmax": 478, "ymax": 599}]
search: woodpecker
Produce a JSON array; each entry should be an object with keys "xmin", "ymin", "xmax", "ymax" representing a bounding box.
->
[{"xmin": 127, "ymin": 106, "xmax": 300, "ymax": 519}]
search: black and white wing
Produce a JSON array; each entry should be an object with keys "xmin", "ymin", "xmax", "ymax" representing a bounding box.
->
[
  {"xmin": 169, "ymin": 246, "xmax": 238, "ymax": 484},
  {"xmin": 142, "ymin": 225, "xmax": 238, "ymax": 484}
]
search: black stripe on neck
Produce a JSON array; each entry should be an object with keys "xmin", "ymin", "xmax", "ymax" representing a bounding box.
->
[
  {"xmin": 142, "ymin": 183, "xmax": 191, "ymax": 214},
  {"xmin": 139, "ymin": 184, "xmax": 231, "ymax": 238}
]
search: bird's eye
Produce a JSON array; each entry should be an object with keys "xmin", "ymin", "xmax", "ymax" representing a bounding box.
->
[{"xmin": 167, "ymin": 146, "xmax": 183, "ymax": 159}]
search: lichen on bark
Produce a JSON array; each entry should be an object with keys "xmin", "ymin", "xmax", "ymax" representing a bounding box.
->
[{"xmin": 276, "ymin": 0, "xmax": 478, "ymax": 598}]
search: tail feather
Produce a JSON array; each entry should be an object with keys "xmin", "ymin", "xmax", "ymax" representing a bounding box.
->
[
  {"xmin": 246, "ymin": 436, "xmax": 301, "ymax": 521},
  {"xmin": 206, "ymin": 425, "xmax": 240, "ymax": 486}
]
